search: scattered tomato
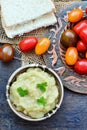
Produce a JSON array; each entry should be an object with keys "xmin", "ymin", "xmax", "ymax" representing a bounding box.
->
[
  {"xmin": 76, "ymin": 40, "xmax": 87, "ymax": 52},
  {"xmin": 19, "ymin": 37, "xmax": 38, "ymax": 52},
  {"xmin": 65, "ymin": 47, "xmax": 78, "ymax": 65},
  {"xmin": 0, "ymin": 44, "xmax": 14, "ymax": 62},
  {"xmin": 74, "ymin": 59, "xmax": 87, "ymax": 75},
  {"xmin": 60, "ymin": 29, "xmax": 78, "ymax": 48},
  {"xmin": 68, "ymin": 8, "xmax": 83, "ymax": 22},
  {"xmin": 35, "ymin": 38, "xmax": 50, "ymax": 55}
]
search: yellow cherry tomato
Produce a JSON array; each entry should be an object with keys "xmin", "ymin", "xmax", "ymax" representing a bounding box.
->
[
  {"xmin": 65, "ymin": 47, "xmax": 78, "ymax": 65},
  {"xmin": 68, "ymin": 8, "xmax": 83, "ymax": 22},
  {"xmin": 35, "ymin": 38, "xmax": 50, "ymax": 55}
]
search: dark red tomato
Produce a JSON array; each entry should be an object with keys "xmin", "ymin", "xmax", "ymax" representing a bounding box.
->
[
  {"xmin": 76, "ymin": 40, "xmax": 87, "ymax": 52},
  {"xmin": 0, "ymin": 44, "xmax": 14, "ymax": 62},
  {"xmin": 19, "ymin": 37, "xmax": 38, "ymax": 52},
  {"xmin": 74, "ymin": 59, "xmax": 87, "ymax": 75},
  {"xmin": 60, "ymin": 29, "xmax": 78, "ymax": 48}
]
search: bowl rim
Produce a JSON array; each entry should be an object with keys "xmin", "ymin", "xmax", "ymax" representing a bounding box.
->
[{"xmin": 6, "ymin": 64, "xmax": 64, "ymax": 121}]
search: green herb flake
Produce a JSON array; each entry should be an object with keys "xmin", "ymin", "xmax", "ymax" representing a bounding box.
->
[
  {"xmin": 37, "ymin": 96, "xmax": 47, "ymax": 106},
  {"xmin": 37, "ymin": 82, "xmax": 48, "ymax": 92},
  {"xmin": 17, "ymin": 87, "xmax": 29, "ymax": 97}
]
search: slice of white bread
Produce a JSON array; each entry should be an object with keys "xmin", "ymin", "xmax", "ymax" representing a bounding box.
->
[
  {"xmin": 1, "ymin": 0, "xmax": 55, "ymax": 28},
  {"xmin": 1, "ymin": 12, "xmax": 57, "ymax": 38}
]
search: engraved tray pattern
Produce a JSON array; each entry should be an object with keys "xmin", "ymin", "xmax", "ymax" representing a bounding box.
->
[{"xmin": 43, "ymin": 1, "xmax": 87, "ymax": 94}]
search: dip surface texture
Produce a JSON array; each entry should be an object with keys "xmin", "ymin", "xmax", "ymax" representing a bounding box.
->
[{"xmin": 10, "ymin": 68, "xmax": 59, "ymax": 119}]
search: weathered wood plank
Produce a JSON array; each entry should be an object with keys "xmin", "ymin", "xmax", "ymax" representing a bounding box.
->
[{"xmin": 0, "ymin": 55, "xmax": 87, "ymax": 130}]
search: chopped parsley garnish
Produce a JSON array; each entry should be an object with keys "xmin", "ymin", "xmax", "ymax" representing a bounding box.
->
[
  {"xmin": 17, "ymin": 87, "xmax": 29, "ymax": 97},
  {"xmin": 37, "ymin": 96, "xmax": 47, "ymax": 106},
  {"xmin": 37, "ymin": 82, "xmax": 48, "ymax": 92}
]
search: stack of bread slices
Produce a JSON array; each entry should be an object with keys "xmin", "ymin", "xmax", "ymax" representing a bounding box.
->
[{"xmin": 0, "ymin": 0, "xmax": 57, "ymax": 38}]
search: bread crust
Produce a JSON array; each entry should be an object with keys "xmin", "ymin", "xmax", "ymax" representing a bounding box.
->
[{"xmin": 1, "ymin": 12, "xmax": 57, "ymax": 38}]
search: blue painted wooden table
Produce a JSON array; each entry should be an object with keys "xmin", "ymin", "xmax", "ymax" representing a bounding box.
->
[
  {"xmin": 1, "ymin": 0, "xmax": 87, "ymax": 129},
  {"xmin": 0, "ymin": 48, "xmax": 87, "ymax": 130}
]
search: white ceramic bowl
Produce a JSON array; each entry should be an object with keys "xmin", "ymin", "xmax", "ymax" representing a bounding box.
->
[{"xmin": 6, "ymin": 64, "xmax": 64, "ymax": 121}]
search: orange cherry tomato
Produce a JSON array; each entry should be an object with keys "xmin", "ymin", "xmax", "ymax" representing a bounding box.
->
[
  {"xmin": 35, "ymin": 38, "xmax": 50, "ymax": 55},
  {"xmin": 65, "ymin": 47, "xmax": 78, "ymax": 65},
  {"xmin": 68, "ymin": 8, "xmax": 83, "ymax": 23}
]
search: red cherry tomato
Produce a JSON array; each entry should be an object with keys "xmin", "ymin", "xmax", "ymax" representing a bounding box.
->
[
  {"xmin": 86, "ymin": 7, "xmax": 87, "ymax": 14},
  {"xmin": 73, "ymin": 20, "xmax": 87, "ymax": 35},
  {"xmin": 35, "ymin": 38, "xmax": 50, "ymax": 55},
  {"xmin": 0, "ymin": 48, "xmax": 3, "ymax": 60},
  {"xmin": 65, "ymin": 47, "xmax": 78, "ymax": 65},
  {"xmin": 0, "ymin": 44, "xmax": 14, "ymax": 62},
  {"xmin": 76, "ymin": 40, "xmax": 87, "ymax": 52},
  {"xmin": 74, "ymin": 59, "xmax": 87, "ymax": 75},
  {"xmin": 79, "ymin": 26, "xmax": 87, "ymax": 44},
  {"xmin": 68, "ymin": 8, "xmax": 83, "ymax": 23},
  {"xmin": 19, "ymin": 37, "xmax": 38, "ymax": 52}
]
